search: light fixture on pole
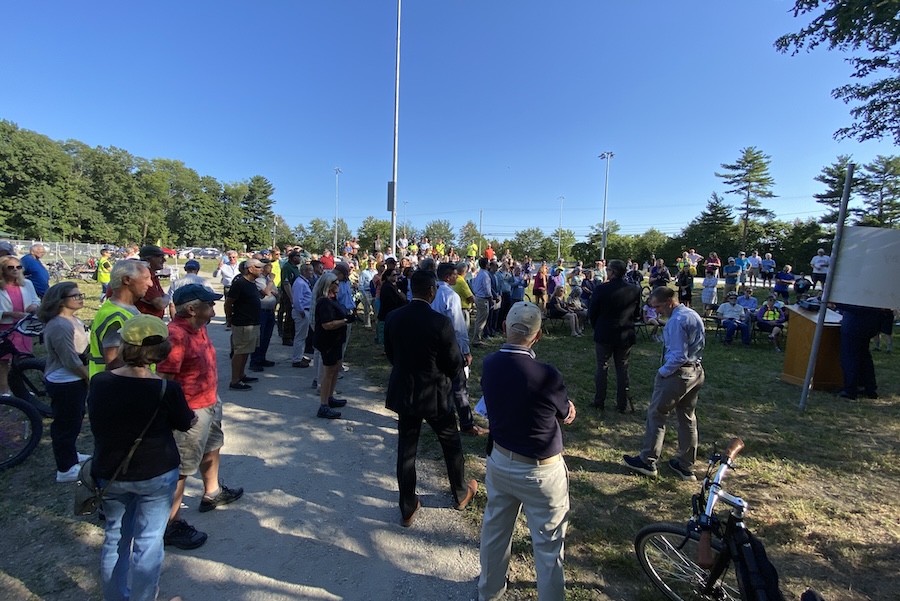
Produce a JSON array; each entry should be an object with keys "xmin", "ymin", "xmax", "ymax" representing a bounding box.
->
[
  {"xmin": 334, "ymin": 167, "xmax": 342, "ymax": 252},
  {"xmin": 598, "ymin": 151, "xmax": 614, "ymax": 260},
  {"xmin": 557, "ymin": 196, "xmax": 565, "ymax": 260}
]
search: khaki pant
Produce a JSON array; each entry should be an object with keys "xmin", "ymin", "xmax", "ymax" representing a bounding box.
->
[{"xmin": 640, "ymin": 365, "xmax": 704, "ymax": 470}]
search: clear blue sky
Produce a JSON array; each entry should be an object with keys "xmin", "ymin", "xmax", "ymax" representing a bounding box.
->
[{"xmin": 2, "ymin": 1, "xmax": 894, "ymax": 243}]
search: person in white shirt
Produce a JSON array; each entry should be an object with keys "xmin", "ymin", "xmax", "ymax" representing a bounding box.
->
[
  {"xmin": 215, "ymin": 252, "xmax": 241, "ymax": 296},
  {"xmin": 810, "ymin": 248, "xmax": 830, "ymax": 290},
  {"xmin": 717, "ymin": 291, "xmax": 751, "ymax": 346},
  {"xmin": 746, "ymin": 250, "xmax": 763, "ymax": 287},
  {"xmin": 357, "ymin": 259, "xmax": 377, "ymax": 329}
]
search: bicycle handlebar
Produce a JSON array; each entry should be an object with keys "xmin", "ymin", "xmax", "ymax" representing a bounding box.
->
[{"xmin": 697, "ymin": 437, "xmax": 746, "ymax": 569}]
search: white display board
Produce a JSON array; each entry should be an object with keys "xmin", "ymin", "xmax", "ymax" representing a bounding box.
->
[{"xmin": 829, "ymin": 226, "xmax": 900, "ymax": 310}]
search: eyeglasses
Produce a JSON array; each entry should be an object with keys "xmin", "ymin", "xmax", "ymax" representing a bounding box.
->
[
  {"xmin": 67, "ymin": 293, "xmax": 86, "ymax": 300},
  {"xmin": 5, "ymin": 265, "xmax": 23, "ymax": 270}
]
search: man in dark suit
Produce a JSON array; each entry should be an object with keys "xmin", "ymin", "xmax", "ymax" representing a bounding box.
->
[
  {"xmin": 384, "ymin": 270, "xmax": 478, "ymax": 527},
  {"xmin": 589, "ymin": 259, "xmax": 641, "ymax": 412}
]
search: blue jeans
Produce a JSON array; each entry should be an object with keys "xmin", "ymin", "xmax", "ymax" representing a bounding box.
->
[
  {"xmin": 99, "ymin": 468, "xmax": 179, "ymax": 601},
  {"xmin": 724, "ymin": 320, "xmax": 751, "ymax": 344}
]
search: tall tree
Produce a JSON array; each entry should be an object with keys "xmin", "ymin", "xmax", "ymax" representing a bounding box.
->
[
  {"xmin": 458, "ymin": 220, "xmax": 480, "ymax": 249},
  {"xmin": 813, "ymin": 155, "xmax": 860, "ymax": 224},
  {"xmin": 679, "ymin": 193, "xmax": 742, "ymax": 259},
  {"xmin": 777, "ymin": 1, "xmax": 900, "ymax": 144},
  {"xmin": 857, "ymin": 155, "xmax": 900, "ymax": 227},
  {"xmin": 422, "ymin": 219, "xmax": 455, "ymax": 248},
  {"xmin": 241, "ymin": 175, "xmax": 275, "ymax": 250},
  {"xmin": 715, "ymin": 147, "xmax": 776, "ymax": 249},
  {"xmin": 508, "ymin": 227, "xmax": 546, "ymax": 259},
  {"xmin": 357, "ymin": 216, "xmax": 392, "ymax": 255}
]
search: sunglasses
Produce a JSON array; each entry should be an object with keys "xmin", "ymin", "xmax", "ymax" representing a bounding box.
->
[
  {"xmin": 67, "ymin": 293, "xmax": 86, "ymax": 300},
  {"xmin": 5, "ymin": 265, "xmax": 23, "ymax": 270}
]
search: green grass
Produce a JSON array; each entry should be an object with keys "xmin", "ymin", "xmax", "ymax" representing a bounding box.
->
[{"xmin": 348, "ymin": 293, "xmax": 900, "ymax": 600}]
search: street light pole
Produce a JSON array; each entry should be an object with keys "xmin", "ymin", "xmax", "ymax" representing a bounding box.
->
[
  {"xmin": 334, "ymin": 167, "xmax": 342, "ymax": 252},
  {"xmin": 598, "ymin": 151, "xmax": 614, "ymax": 261},
  {"xmin": 557, "ymin": 196, "xmax": 565, "ymax": 260},
  {"xmin": 389, "ymin": 0, "xmax": 402, "ymax": 254}
]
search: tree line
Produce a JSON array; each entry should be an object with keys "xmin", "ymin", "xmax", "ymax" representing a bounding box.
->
[{"xmin": 2, "ymin": 121, "xmax": 897, "ymax": 272}]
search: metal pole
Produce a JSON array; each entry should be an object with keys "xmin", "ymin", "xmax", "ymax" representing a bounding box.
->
[
  {"xmin": 599, "ymin": 151, "xmax": 614, "ymax": 261},
  {"xmin": 478, "ymin": 209, "xmax": 483, "ymax": 254},
  {"xmin": 334, "ymin": 167, "xmax": 341, "ymax": 253},
  {"xmin": 389, "ymin": 0, "xmax": 401, "ymax": 255},
  {"xmin": 272, "ymin": 215, "xmax": 277, "ymax": 250},
  {"xmin": 799, "ymin": 163, "xmax": 854, "ymax": 411},
  {"xmin": 557, "ymin": 196, "xmax": 564, "ymax": 260}
]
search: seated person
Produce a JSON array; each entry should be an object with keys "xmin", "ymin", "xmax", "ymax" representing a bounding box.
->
[
  {"xmin": 756, "ymin": 295, "xmax": 787, "ymax": 352},
  {"xmin": 547, "ymin": 286, "xmax": 582, "ymax": 337},
  {"xmin": 717, "ymin": 291, "xmax": 751, "ymax": 346},
  {"xmin": 642, "ymin": 300, "xmax": 663, "ymax": 342},
  {"xmin": 736, "ymin": 286, "xmax": 759, "ymax": 316},
  {"xmin": 566, "ymin": 287, "xmax": 588, "ymax": 332},
  {"xmin": 794, "ymin": 273, "xmax": 813, "ymax": 299}
]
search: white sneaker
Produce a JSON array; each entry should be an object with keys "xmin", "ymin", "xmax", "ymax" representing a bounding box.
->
[
  {"xmin": 56, "ymin": 465, "xmax": 81, "ymax": 483},
  {"xmin": 77, "ymin": 452, "xmax": 92, "ymax": 463}
]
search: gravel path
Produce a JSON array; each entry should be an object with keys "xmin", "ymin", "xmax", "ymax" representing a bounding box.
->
[{"xmin": 158, "ymin": 312, "xmax": 481, "ymax": 601}]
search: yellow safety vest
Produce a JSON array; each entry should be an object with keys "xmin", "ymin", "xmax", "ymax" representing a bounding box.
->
[{"xmin": 88, "ymin": 301, "xmax": 135, "ymax": 379}]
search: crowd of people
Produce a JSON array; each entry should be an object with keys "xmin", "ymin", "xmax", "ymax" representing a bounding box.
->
[{"xmin": 0, "ymin": 236, "xmax": 895, "ymax": 600}]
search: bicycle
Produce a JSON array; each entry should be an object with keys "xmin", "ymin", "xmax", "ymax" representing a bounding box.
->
[
  {"xmin": 634, "ymin": 438, "xmax": 793, "ymax": 601},
  {"xmin": 1, "ymin": 316, "xmax": 53, "ymax": 418},
  {"xmin": 0, "ymin": 394, "xmax": 43, "ymax": 470}
]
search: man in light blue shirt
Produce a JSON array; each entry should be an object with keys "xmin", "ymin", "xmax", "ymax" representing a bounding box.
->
[
  {"xmin": 333, "ymin": 262, "xmax": 356, "ymax": 369},
  {"xmin": 624, "ymin": 286, "xmax": 705, "ymax": 481},
  {"xmin": 432, "ymin": 262, "xmax": 487, "ymax": 436},
  {"xmin": 470, "ymin": 258, "xmax": 493, "ymax": 346}
]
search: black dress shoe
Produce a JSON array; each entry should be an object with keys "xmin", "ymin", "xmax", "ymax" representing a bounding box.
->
[{"xmin": 240, "ymin": 376, "xmax": 259, "ymax": 383}]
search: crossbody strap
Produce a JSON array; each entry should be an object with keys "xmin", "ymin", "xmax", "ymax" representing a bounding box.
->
[{"xmin": 98, "ymin": 379, "xmax": 167, "ymax": 496}]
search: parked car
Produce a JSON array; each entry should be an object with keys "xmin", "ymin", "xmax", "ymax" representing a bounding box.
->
[
  {"xmin": 198, "ymin": 248, "xmax": 221, "ymax": 258},
  {"xmin": 177, "ymin": 247, "xmax": 202, "ymax": 258}
]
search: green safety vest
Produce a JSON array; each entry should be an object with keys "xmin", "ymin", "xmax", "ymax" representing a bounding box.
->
[{"xmin": 88, "ymin": 301, "xmax": 135, "ymax": 379}]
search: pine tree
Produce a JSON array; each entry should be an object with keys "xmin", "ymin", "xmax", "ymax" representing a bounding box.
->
[
  {"xmin": 680, "ymin": 193, "xmax": 742, "ymax": 259},
  {"xmin": 715, "ymin": 147, "xmax": 776, "ymax": 249},
  {"xmin": 813, "ymin": 155, "xmax": 859, "ymax": 224},
  {"xmin": 857, "ymin": 155, "xmax": 900, "ymax": 227}
]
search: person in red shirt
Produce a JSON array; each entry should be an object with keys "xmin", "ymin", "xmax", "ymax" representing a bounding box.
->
[
  {"xmin": 157, "ymin": 284, "xmax": 243, "ymax": 550},
  {"xmin": 135, "ymin": 246, "xmax": 171, "ymax": 318},
  {"xmin": 484, "ymin": 243, "xmax": 495, "ymax": 261},
  {"xmin": 320, "ymin": 249, "xmax": 336, "ymax": 270}
]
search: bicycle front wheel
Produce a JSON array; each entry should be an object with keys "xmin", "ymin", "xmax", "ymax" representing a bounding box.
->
[
  {"xmin": 0, "ymin": 395, "xmax": 43, "ymax": 471},
  {"xmin": 635, "ymin": 523, "xmax": 740, "ymax": 601}
]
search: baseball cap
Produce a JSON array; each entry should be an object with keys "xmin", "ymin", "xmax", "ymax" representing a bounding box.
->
[
  {"xmin": 0, "ymin": 241, "xmax": 15, "ymax": 256},
  {"xmin": 184, "ymin": 259, "xmax": 201, "ymax": 271},
  {"xmin": 506, "ymin": 301, "xmax": 542, "ymax": 338},
  {"xmin": 728, "ymin": 257, "xmax": 735, "ymax": 262},
  {"xmin": 260, "ymin": 249, "xmax": 271, "ymax": 256},
  {"xmin": 726, "ymin": 291, "xmax": 738, "ymax": 298},
  {"xmin": 139, "ymin": 245, "xmax": 165, "ymax": 259},
  {"xmin": 173, "ymin": 283, "xmax": 222, "ymax": 306},
  {"xmin": 739, "ymin": 251, "xmax": 746, "ymax": 255},
  {"xmin": 333, "ymin": 262, "xmax": 350, "ymax": 276},
  {"xmin": 120, "ymin": 315, "xmax": 169, "ymax": 346}
]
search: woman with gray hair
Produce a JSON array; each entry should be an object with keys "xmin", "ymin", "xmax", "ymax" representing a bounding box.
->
[{"xmin": 37, "ymin": 282, "xmax": 91, "ymax": 482}]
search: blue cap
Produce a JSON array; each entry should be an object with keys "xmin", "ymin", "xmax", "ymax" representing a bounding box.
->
[
  {"xmin": 184, "ymin": 260, "xmax": 201, "ymax": 271},
  {"xmin": 173, "ymin": 284, "xmax": 222, "ymax": 305}
]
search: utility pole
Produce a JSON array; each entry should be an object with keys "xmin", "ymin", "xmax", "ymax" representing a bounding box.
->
[
  {"xmin": 599, "ymin": 151, "xmax": 614, "ymax": 260},
  {"xmin": 334, "ymin": 167, "xmax": 342, "ymax": 252}
]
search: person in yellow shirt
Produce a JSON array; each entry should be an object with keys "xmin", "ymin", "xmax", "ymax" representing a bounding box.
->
[
  {"xmin": 467, "ymin": 242, "xmax": 478, "ymax": 259},
  {"xmin": 452, "ymin": 261, "xmax": 475, "ymax": 328}
]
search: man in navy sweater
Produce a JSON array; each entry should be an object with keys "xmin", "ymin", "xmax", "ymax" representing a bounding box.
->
[{"xmin": 478, "ymin": 301, "xmax": 576, "ymax": 601}]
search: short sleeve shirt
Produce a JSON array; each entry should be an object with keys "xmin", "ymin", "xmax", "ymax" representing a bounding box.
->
[
  {"xmin": 156, "ymin": 316, "xmax": 218, "ymax": 410},
  {"xmin": 228, "ymin": 276, "xmax": 261, "ymax": 326}
]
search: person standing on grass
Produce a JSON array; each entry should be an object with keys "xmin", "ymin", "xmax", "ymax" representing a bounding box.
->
[
  {"xmin": 478, "ymin": 301, "xmax": 575, "ymax": 601},
  {"xmin": 385, "ymin": 270, "xmax": 477, "ymax": 527},
  {"xmin": 158, "ymin": 285, "xmax": 244, "ymax": 550},
  {"xmin": 431, "ymin": 262, "xmax": 488, "ymax": 437},
  {"xmin": 290, "ymin": 263, "xmax": 314, "ymax": 368},
  {"xmin": 590, "ymin": 259, "xmax": 641, "ymax": 413},
  {"xmin": 624, "ymin": 286, "xmax": 705, "ymax": 481},
  {"xmin": 38, "ymin": 282, "xmax": 92, "ymax": 483},
  {"xmin": 223, "ymin": 259, "xmax": 263, "ymax": 391}
]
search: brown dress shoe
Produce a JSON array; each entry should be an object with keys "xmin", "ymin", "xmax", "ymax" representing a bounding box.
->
[
  {"xmin": 401, "ymin": 498, "xmax": 422, "ymax": 527},
  {"xmin": 454, "ymin": 480, "xmax": 478, "ymax": 510},
  {"xmin": 461, "ymin": 424, "xmax": 489, "ymax": 436}
]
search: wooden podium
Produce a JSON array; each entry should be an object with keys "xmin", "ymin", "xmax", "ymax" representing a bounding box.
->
[{"xmin": 780, "ymin": 305, "xmax": 844, "ymax": 391}]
